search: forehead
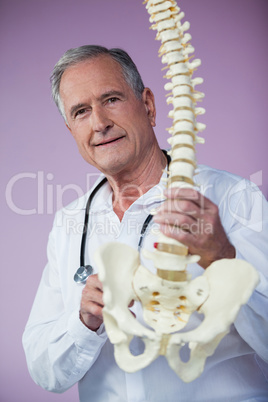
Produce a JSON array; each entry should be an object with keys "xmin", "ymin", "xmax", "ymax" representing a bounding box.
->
[{"xmin": 59, "ymin": 55, "xmax": 130, "ymax": 97}]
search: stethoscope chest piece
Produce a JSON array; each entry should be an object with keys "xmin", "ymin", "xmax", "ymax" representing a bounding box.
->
[{"xmin": 74, "ymin": 265, "xmax": 93, "ymax": 284}]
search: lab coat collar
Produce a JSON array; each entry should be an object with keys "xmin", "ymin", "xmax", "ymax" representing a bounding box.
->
[{"xmin": 88, "ymin": 169, "xmax": 167, "ymax": 214}]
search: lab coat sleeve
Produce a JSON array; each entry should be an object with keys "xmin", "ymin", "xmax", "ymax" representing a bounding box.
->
[
  {"xmin": 221, "ymin": 178, "xmax": 268, "ymax": 363},
  {"xmin": 22, "ymin": 216, "xmax": 107, "ymax": 393}
]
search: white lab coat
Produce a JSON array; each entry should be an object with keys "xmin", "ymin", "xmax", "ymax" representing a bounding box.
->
[{"xmin": 23, "ymin": 165, "xmax": 268, "ymax": 401}]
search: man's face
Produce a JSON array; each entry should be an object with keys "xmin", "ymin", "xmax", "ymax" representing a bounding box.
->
[{"xmin": 59, "ymin": 55, "xmax": 156, "ymax": 176}]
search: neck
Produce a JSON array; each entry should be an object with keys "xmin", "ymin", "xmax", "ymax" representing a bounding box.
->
[{"xmin": 107, "ymin": 146, "xmax": 167, "ymax": 221}]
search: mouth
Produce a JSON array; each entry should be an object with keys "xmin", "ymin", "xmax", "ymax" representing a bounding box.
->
[{"xmin": 95, "ymin": 136, "xmax": 125, "ymax": 147}]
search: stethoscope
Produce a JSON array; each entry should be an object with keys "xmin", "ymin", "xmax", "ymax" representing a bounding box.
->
[{"xmin": 74, "ymin": 150, "xmax": 171, "ymax": 284}]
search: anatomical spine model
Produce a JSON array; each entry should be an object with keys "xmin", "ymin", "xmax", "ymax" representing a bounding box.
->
[{"xmin": 94, "ymin": 0, "xmax": 259, "ymax": 382}]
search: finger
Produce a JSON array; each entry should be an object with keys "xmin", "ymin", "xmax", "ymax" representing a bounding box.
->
[
  {"xmin": 163, "ymin": 187, "xmax": 210, "ymax": 211},
  {"xmin": 80, "ymin": 306, "xmax": 103, "ymax": 331},
  {"xmin": 86, "ymin": 274, "xmax": 103, "ymax": 292},
  {"xmin": 80, "ymin": 290, "xmax": 104, "ymax": 330},
  {"xmin": 154, "ymin": 212, "xmax": 197, "ymax": 230},
  {"xmin": 81, "ymin": 299, "xmax": 103, "ymax": 317},
  {"xmin": 157, "ymin": 199, "xmax": 200, "ymax": 217},
  {"xmin": 82, "ymin": 276, "xmax": 104, "ymax": 308},
  {"xmin": 88, "ymin": 302, "xmax": 103, "ymax": 319},
  {"xmin": 159, "ymin": 222, "xmax": 195, "ymax": 247},
  {"xmin": 82, "ymin": 286, "xmax": 104, "ymax": 307}
]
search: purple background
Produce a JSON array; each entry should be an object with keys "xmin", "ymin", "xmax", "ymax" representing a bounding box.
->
[{"xmin": 1, "ymin": 0, "xmax": 267, "ymax": 401}]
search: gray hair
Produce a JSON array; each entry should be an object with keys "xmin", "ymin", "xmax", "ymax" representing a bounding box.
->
[{"xmin": 50, "ymin": 45, "xmax": 145, "ymax": 122}]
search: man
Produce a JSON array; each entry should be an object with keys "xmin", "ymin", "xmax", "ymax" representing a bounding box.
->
[{"xmin": 23, "ymin": 45, "xmax": 268, "ymax": 401}]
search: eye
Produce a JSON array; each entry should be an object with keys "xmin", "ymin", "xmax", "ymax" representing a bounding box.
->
[
  {"xmin": 107, "ymin": 97, "xmax": 119, "ymax": 104},
  {"xmin": 75, "ymin": 108, "xmax": 89, "ymax": 118},
  {"xmin": 76, "ymin": 109, "xmax": 85, "ymax": 116}
]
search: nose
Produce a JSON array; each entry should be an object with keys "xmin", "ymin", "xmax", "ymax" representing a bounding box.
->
[{"xmin": 91, "ymin": 106, "xmax": 113, "ymax": 133}]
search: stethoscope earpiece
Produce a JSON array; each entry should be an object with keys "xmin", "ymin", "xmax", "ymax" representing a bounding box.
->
[{"xmin": 74, "ymin": 265, "xmax": 93, "ymax": 284}]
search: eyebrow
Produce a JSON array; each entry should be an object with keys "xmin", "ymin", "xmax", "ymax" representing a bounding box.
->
[
  {"xmin": 69, "ymin": 90, "xmax": 126, "ymax": 119},
  {"xmin": 99, "ymin": 90, "xmax": 125, "ymax": 101}
]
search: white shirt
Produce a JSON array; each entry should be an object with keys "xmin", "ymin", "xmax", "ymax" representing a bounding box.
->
[{"xmin": 23, "ymin": 165, "xmax": 268, "ymax": 401}]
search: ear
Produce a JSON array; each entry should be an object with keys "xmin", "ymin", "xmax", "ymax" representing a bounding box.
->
[{"xmin": 142, "ymin": 88, "xmax": 156, "ymax": 127}]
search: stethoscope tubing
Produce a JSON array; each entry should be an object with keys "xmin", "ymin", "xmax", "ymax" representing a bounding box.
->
[
  {"xmin": 74, "ymin": 150, "xmax": 171, "ymax": 283},
  {"xmin": 80, "ymin": 177, "xmax": 108, "ymax": 267}
]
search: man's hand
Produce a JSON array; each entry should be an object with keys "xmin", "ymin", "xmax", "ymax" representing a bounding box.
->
[
  {"xmin": 80, "ymin": 274, "xmax": 104, "ymax": 331},
  {"xmin": 80, "ymin": 274, "xmax": 135, "ymax": 331},
  {"xmin": 154, "ymin": 187, "xmax": 235, "ymax": 269}
]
